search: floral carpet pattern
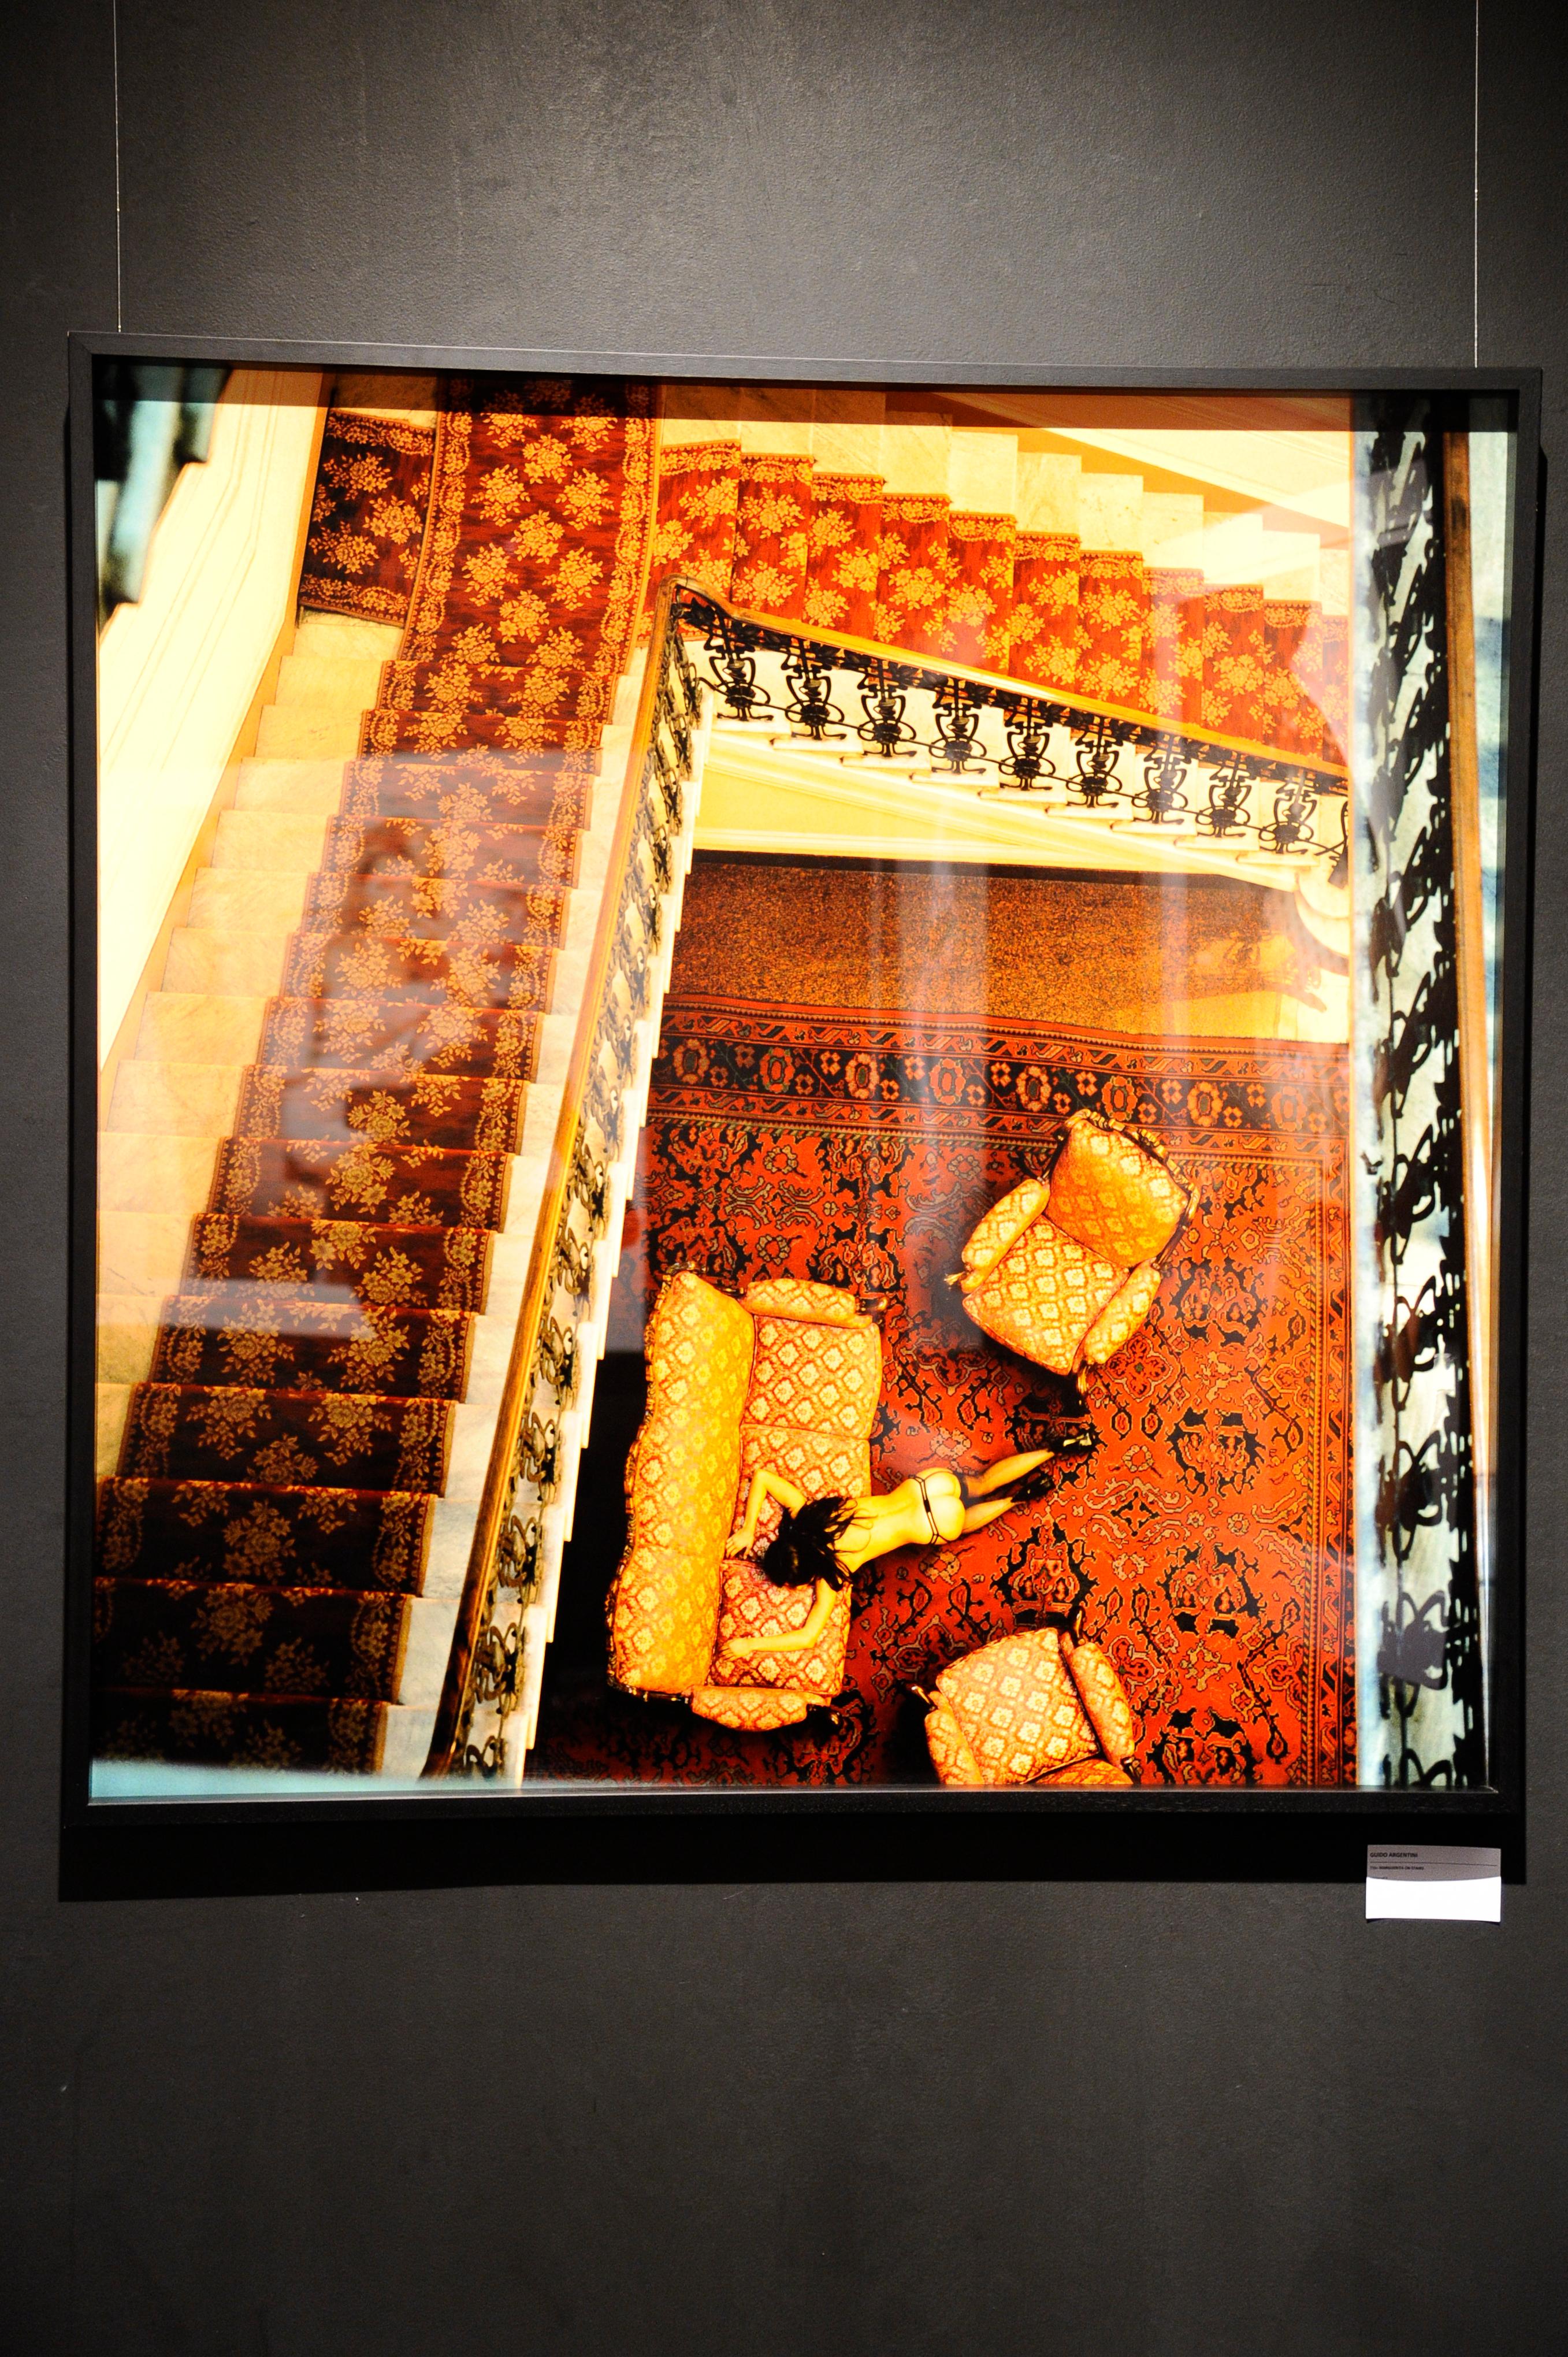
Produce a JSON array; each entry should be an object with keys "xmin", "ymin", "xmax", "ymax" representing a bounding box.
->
[{"xmin": 297, "ymin": 410, "xmax": 436, "ymax": 628}]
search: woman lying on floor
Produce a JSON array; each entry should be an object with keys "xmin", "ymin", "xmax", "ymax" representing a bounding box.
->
[{"xmin": 722, "ymin": 1437, "xmax": 1094, "ymax": 1660}]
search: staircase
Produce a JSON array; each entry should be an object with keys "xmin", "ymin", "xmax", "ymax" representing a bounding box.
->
[{"xmin": 93, "ymin": 577, "xmax": 696, "ymax": 1785}]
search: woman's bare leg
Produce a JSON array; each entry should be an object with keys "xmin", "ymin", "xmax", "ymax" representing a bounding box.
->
[
  {"xmin": 959, "ymin": 1494, "xmax": 1019, "ymax": 1535},
  {"xmin": 965, "ymin": 1448, "xmax": 1056, "ymax": 1498}
]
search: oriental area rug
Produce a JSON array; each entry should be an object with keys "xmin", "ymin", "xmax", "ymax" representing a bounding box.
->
[{"xmin": 533, "ymin": 999, "xmax": 1354, "ymax": 1787}]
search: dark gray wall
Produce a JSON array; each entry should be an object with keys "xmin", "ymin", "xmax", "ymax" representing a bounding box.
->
[{"xmin": 3, "ymin": 2, "xmax": 1563, "ymax": 2347}]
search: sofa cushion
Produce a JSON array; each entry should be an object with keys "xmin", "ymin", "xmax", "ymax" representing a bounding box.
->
[
  {"xmin": 742, "ymin": 1276, "xmax": 871, "ymax": 1326},
  {"xmin": 1037, "ymin": 1757, "xmax": 1134, "ymax": 1787},
  {"xmin": 611, "ymin": 1542, "xmax": 727, "ymax": 1695},
  {"xmin": 1046, "ymin": 1115, "xmax": 1187, "ymax": 1265},
  {"xmin": 742, "ymin": 1314, "xmax": 882, "ymax": 1439},
  {"xmin": 610, "ymin": 1271, "xmax": 755, "ymax": 1693},
  {"xmin": 729, "ymin": 1423, "xmax": 871, "ymax": 1549},
  {"xmin": 714, "ymin": 1373, "xmax": 875, "ymax": 1696},
  {"xmin": 960, "ymin": 1220, "xmax": 1123, "ymax": 1375},
  {"xmin": 934, "ymin": 1628, "xmax": 1099, "ymax": 1784},
  {"xmin": 690, "ymin": 1686, "xmax": 813, "ymax": 1729},
  {"xmin": 709, "ymin": 1556, "xmax": 851, "ymax": 1701}
]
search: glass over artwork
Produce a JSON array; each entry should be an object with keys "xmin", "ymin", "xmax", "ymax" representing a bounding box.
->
[{"xmin": 84, "ymin": 363, "xmax": 1517, "ymax": 1799}]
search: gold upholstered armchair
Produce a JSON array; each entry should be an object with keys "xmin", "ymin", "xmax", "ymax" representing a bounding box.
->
[
  {"xmin": 924, "ymin": 1626, "xmax": 1139, "ymax": 1787},
  {"xmin": 608, "ymin": 1270, "xmax": 881, "ymax": 1730},
  {"xmin": 953, "ymin": 1112, "xmax": 1190, "ymax": 1380}
]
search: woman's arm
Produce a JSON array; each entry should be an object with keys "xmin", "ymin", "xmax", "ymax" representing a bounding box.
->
[
  {"xmin": 725, "ymin": 1465, "xmax": 808, "ymax": 1556},
  {"xmin": 726, "ymin": 1579, "xmax": 838, "ymax": 1658}
]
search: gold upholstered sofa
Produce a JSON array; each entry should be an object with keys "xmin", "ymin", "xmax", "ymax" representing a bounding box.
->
[
  {"xmin": 954, "ymin": 1111, "xmax": 1191, "ymax": 1379},
  {"xmin": 608, "ymin": 1270, "xmax": 881, "ymax": 1730}
]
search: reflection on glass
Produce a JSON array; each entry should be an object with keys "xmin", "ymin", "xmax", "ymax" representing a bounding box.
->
[{"xmin": 87, "ymin": 370, "xmax": 1514, "ymax": 1799}]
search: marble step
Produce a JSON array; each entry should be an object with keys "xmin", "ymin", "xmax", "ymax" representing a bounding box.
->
[
  {"xmin": 93, "ymin": 1287, "xmax": 508, "ymax": 1402},
  {"xmin": 274, "ymin": 651, "xmax": 388, "ymax": 708},
  {"xmin": 255, "ymin": 703, "xmax": 365, "ymax": 761},
  {"xmin": 95, "ymin": 1296, "xmax": 161, "ymax": 1387},
  {"xmin": 235, "ymin": 758, "xmax": 347, "ymax": 816},
  {"xmin": 378, "ymin": 1706, "xmax": 440, "ymax": 1778},
  {"xmin": 98, "ymin": 1203, "xmax": 534, "ymax": 1309},
  {"xmin": 98, "ymin": 1130, "xmax": 221, "ymax": 1215},
  {"xmin": 397, "ymin": 1599, "xmax": 463, "ymax": 1709},
  {"xmin": 292, "ymin": 610, "xmax": 403, "ymax": 663},
  {"xmin": 188, "ymin": 866, "xmax": 309, "ymax": 934},
  {"xmin": 98, "ymin": 1211, "xmax": 191, "ymax": 1298},
  {"xmin": 162, "ymin": 927, "xmax": 291, "ymax": 997},
  {"xmin": 95, "ymin": 1383, "xmax": 132, "ymax": 1479},
  {"xmin": 106, "ymin": 1058, "xmax": 244, "ymax": 1137},
  {"xmin": 132, "ymin": 992, "xmax": 267, "ymax": 1067},
  {"xmin": 211, "ymin": 808, "xmax": 329, "ymax": 872}
]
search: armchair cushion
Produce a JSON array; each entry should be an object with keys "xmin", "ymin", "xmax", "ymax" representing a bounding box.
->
[
  {"xmin": 1082, "ymin": 1261, "xmax": 1166, "ymax": 1367},
  {"xmin": 1046, "ymin": 1115, "xmax": 1187, "ymax": 1265},
  {"xmin": 957, "ymin": 1178, "xmax": 1049, "ymax": 1286},
  {"xmin": 961, "ymin": 1221, "xmax": 1124, "ymax": 1376}
]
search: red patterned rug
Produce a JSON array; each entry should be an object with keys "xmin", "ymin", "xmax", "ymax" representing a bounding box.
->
[{"xmin": 533, "ymin": 999, "xmax": 1354, "ymax": 1787}]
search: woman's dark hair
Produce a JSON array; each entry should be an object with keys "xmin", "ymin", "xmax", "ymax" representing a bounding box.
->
[{"xmin": 760, "ymin": 1495, "xmax": 855, "ymax": 1589}]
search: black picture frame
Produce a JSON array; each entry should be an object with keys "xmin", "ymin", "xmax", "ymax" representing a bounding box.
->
[{"xmin": 62, "ymin": 335, "xmax": 1542, "ymax": 1827}]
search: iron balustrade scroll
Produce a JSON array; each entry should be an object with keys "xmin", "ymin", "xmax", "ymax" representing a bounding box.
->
[
  {"xmin": 676, "ymin": 584, "xmax": 1351, "ymax": 871},
  {"xmin": 425, "ymin": 581, "xmax": 704, "ymax": 1778}
]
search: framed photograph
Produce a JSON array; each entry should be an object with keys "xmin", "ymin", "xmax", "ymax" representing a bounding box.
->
[{"xmin": 65, "ymin": 342, "xmax": 1537, "ymax": 1816}]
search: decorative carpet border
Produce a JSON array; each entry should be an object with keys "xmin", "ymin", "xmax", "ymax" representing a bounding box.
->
[{"xmin": 649, "ymin": 997, "xmax": 1349, "ymax": 1152}]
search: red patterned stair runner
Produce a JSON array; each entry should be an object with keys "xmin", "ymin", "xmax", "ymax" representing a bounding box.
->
[
  {"xmin": 94, "ymin": 374, "xmax": 656, "ymax": 1775},
  {"xmin": 646, "ymin": 431, "xmax": 1347, "ymax": 759}
]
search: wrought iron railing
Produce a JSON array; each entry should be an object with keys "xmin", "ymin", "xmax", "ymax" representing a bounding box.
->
[
  {"xmin": 425, "ymin": 578, "xmax": 703, "ymax": 1777},
  {"xmin": 678, "ymin": 584, "xmax": 1350, "ymax": 874}
]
